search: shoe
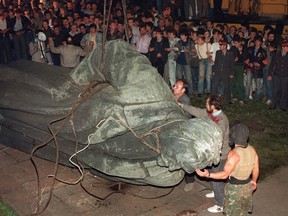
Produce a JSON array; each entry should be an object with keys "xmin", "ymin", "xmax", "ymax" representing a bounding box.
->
[
  {"xmin": 249, "ymin": 95, "xmax": 253, "ymax": 100},
  {"xmin": 205, "ymin": 191, "xmax": 215, "ymax": 198},
  {"xmin": 266, "ymin": 99, "xmax": 272, "ymax": 106},
  {"xmin": 207, "ymin": 205, "xmax": 223, "ymax": 213},
  {"xmin": 184, "ymin": 183, "xmax": 194, "ymax": 192}
]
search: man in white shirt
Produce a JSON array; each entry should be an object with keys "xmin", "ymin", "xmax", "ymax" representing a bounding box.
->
[
  {"xmin": 133, "ymin": 25, "xmax": 151, "ymax": 56},
  {"xmin": 195, "ymin": 34, "xmax": 213, "ymax": 96}
]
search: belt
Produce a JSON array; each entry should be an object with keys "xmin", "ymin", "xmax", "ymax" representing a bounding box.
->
[{"xmin": 228, "ymin": 176, "xmax": 251, "ymax": 185}]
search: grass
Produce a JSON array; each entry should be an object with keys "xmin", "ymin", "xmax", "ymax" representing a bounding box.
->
[
  {"xmin": 0, "ymin": 199, "xmax": 18, "ymax": 216},
  {"xmin": 192, "ymin": 97, "xmax": 288, "ymax": 181}
]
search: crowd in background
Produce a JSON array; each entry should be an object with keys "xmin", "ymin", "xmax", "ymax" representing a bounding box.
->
[{"xmin": 0, "ymin": 0, "xmax": 287, "ymax": 110}]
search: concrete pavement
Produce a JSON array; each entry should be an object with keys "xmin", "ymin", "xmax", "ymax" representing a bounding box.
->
[{"xmin": 0, "ymin": 144, "xmax": 287, "ymax": 216}]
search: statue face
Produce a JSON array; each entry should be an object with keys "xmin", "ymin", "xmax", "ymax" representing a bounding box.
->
[{"xmin": 157, "ymin": 118, "xmax": 222, "ymax": 173}]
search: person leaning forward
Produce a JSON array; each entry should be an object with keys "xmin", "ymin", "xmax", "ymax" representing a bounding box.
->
[
  {"xmin": 178, "ymin": 95, "xmax": 230, "ymax": 213},
  {"xmin": 196, "ymin": 123, "xmax": 259, "ymax": 216}
]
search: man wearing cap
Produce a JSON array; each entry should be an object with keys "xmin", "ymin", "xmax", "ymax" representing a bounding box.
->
[
  {"xmin": 212, "ymin": 40, "xmax": 234, "ymax": 103},
  {"xmin": 268, "ymin": 40, "xmax": 288, "ymax": 111},
  {"xmin": 196, "ymin": 123, "xmax": 259, "ymax": 216}
]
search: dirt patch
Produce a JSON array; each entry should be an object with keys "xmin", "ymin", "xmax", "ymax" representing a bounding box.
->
[{"xmin": 230, "ymin": 119, "xmax": 265, "ymax": 135}]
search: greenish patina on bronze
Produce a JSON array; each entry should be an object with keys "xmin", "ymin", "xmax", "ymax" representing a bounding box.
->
[{"xmin": 0, "ymin": 40, "xmax": 222, "ymax": 186}]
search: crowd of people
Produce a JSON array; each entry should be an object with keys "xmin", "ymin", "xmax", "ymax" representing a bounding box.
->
[{"xmin": 0, "ymin": 0, "xmax": 287, "ymax": 110}]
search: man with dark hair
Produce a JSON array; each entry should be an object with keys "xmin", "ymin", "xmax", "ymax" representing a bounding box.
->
[
  {"xmin": 0, "ymin": 11, "xmax": 12, "ymax": 63},
  {"xmin": 175, "ymin": 30, "xmax": 193, "ymax": 94},
  {"xmin": 10, "ymin": 9, "xmax": 31, "ymax": 60},
  {"xmin": 80, "ymin": 24, "xmax": 102, "ymax": 53},
  {"xmin": 230, "ymin": 36, "xmax": 246, "ymax": 105},
  {"xmin": 212, "ymin": 40, "xmax": 235, "ymax": 103},
  {"xmin": 49, "ymin": 36, "xmax": 91, "ymax": 68},
  {"xmin": 178, "ymin": 95, "xmax": 230, "ymax": 213},
  {"xmin": 244, "ymin": 35, "xmax": 268, "ymax": 101},
  {"xmin": 196, "ymin": 123, "xmax": 259, "ymax": 216},
  {"xmin": 148, "ymin": 28, "xmax": 169, "ymax": 76},
  {"xmin": 268, "ymin": 40, "xmax": 288, "ymax": 111},
  {"xmin": 164, "ymin": 28, "xmax": 180, "ymax": 87},
  {"xmin": 133, "ymin": 24, "xmax": 151, "ymax": 56}
]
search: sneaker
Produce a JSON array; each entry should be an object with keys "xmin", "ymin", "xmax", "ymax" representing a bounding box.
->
[
  {"xmin": 249, "ymin": 95, "xmax": 253, "ymax": 100},
  {"xmin": 205, "ymin": 191, "xmax": 215, "ymax": 198},
  {"xmin": 184, "ymin": 183, "xmax": 194, "ymax": 192},
  {"xmin": 266, "ymin": 99, "xmax": 272, "ymax": 106},
  {"xmin": 207, "ymin": 205, "xmax": 223, "ymax": 213}
]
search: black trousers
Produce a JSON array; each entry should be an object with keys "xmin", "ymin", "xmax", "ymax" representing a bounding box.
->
[
  {"xmin": 272, "ymin": 74, "xmax": 288, "ymax": 109},
  {"xmin": 212, "ymin": 76, "xmax": 231, "ymax": 101}
]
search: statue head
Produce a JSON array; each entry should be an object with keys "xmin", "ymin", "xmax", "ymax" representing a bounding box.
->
[{"xmin": 157, "ymin": 117, "xmax": 222, "ymax": 173}]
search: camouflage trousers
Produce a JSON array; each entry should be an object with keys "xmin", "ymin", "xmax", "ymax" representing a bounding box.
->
[{"xmin": 223, "ymin": 182, "xmax": 253, "ymax": 216}]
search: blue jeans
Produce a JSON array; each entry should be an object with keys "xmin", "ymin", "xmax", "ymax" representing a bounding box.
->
[
  {"xmin": 167, "ymin": 59, "xmax": 177, "ymax": 87},
  {"xmin": 263, "ymin": 68, "xmax": 272, "ymax": 100},
  {"xmin": 244, "ymin": 72, "xmax": 252, "ymax": 101},
  {"xmin": 255, "ymin": 78, "xmax": 263, "ymax": 101},
  {"xmin": 198, "ymin": 58, "xmax": 212, "ymax": 94},
  {"xmin": 176, "ymin": 64, "xmax": 193, "ymax": 93}
]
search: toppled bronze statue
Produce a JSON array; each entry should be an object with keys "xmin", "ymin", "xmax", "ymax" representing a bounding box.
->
[{"xmin": 0, "ymin": 40, "xmax": 222, "ymax": 186}]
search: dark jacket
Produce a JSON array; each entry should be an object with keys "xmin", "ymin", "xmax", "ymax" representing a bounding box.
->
[
  {"xmin": 175, "ymin": 39, "xmax": 194, "ymax": 65},
  {"xmin": 268, "ymin": 51, "xmax": 288, "ymax": 77},
  {"xmin": 213, "ymin": 49, "xmax": 235, "ymax": 79},
  {"xmin": 0, "ymin": 18, "xmax": 11, "ymax": 39},
  {"xmin": 9, "ymin": 15, "xmax": 31, "ymax": 34},
  {"xmin": 245, "ymin": 46, "xmax": 267, "ymax": 78},
  {"xmin": 230, "ymin": 45, "xmax": 246, "ymax": 66},
  {"xmin": 148, "ymin": 37, "xmax": 169, "ymax": 64}
]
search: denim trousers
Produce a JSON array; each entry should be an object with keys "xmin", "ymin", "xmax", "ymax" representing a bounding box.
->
[
  {"xmin": 244, "ymin": 72, "xmax": 252, "ymax": 101},
  {"xmin": 208, "ymin": 159, "xmax": 226, "ymax": 207},
  {"xmin": 198, "ymin": 58, "xmax": 212, "ymax": 94},
  {"xmin": 244, "ymin": 72, "xmax": 263, "ymax": 101},
  {"xmin": 167, "ymin": 59, "xmax": 177, "ymax": 87},
  {"xmin": 263, "ymin": 68, "xmax": 272, "ymax": 100},
  {"xmin": 176, "ymin": 64, "xmax": 193, "ymax": 93}
]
